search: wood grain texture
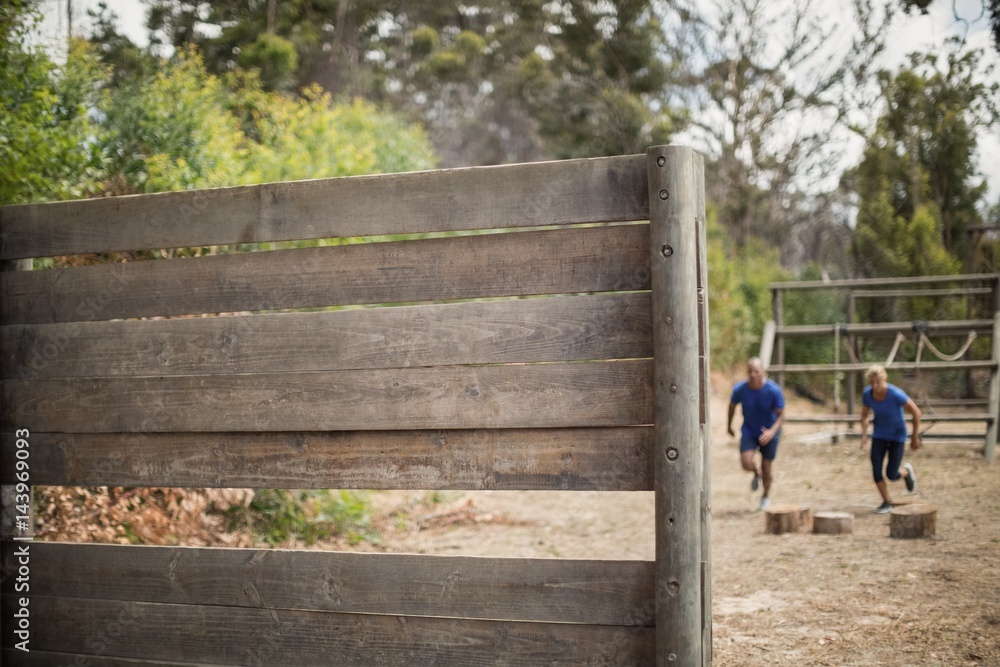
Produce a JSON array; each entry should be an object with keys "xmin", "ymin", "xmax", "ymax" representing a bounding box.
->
[
  {"xmin": 1, "ymin": 224, "xmax": 651, "ymax": 324},
  {"xmin": 1, "ymin": 292, "xmax": 652, "ymax": 379},
  {"xmin": 648, "ymin": 145, "xmax": 707, "ymax": 666},
  {"xmin": 1, "ymin": 595, "xmax": 656, "ymax": 666},
  {"xmin": 2, "ymin": 360, "xmax": 654, "ymax": 433},
  {"xmin": 1, "ymin": 542, "xmax": 655, "ymax": 626},
  {"xmin": 0, "ymin": 427, "xmax": 654, "ymax": 490},
  {"xmin": 0, "ymin": 651, "xmax": 197, "ymax": 667},
  {"xmin": 0, "ymin": 154, "xmax": 648, "ymax": 260}
]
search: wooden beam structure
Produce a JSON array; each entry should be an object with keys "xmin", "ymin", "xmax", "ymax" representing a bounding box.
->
[
  {"xmin": 1, "ymin": 148, "xmax": 712, "ymax": 664},
  {"xmin": 767, "ymin": 274, "xmax": 1000, "ymax": 457}
]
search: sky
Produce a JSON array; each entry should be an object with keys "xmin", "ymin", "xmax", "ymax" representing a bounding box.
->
[{"xmin": 32, "ymin": 0, "xmax": 1000, "ymax": 202}]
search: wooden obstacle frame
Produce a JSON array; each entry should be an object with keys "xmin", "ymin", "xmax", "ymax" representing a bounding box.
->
[
  {"xmin": 759, "ymin": 274, "xmax": 1000, "ymax": 460},
  {"xmin": 0, "ymin": 147, "xmax": 712, "ymax": 665}
]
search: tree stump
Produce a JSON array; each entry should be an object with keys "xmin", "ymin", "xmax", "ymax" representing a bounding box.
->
[
  {"xmin": 812, "ymin": 511, "xmax": 854, "ymax": 535},
  {"xmin": 889, "ymin": 504, "xmax": 937, "ymax": 538},
  {"xmin": 764, "ymin": 504, "xmax": 812, "ymax": 534}
]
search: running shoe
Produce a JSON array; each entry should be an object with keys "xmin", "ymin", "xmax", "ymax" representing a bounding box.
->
[
  {"xmin": 875, "ymin": 501, "xmax": 892, "ymax": 514},
  {"xmin": 903, "ymin": 463, "xmax": 916, "ymax": 493},
  {"xmin": 751, "ymin": 473, "xmax": 761, "ymax": 492},
  {"xmin": 759, "ymin": 496, "xmax": 771, "ymax": 511}
]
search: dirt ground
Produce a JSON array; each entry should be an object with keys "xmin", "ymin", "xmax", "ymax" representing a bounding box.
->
[{"xmin": 355, "ymin": 374, "xmax": 1000, "ymax": 667}]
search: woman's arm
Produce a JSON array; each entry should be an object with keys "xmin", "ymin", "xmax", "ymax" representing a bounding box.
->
[
  {"xmin": 859, "ymin": 405, "xmax": 870, "ymax": 450},
  {"xmin": 904, "ymin": 399, "xmax": 921, "ymax": 450}
]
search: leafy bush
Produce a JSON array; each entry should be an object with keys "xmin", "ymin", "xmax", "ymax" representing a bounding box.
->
[
  {"xmin": 706, "ymin": 204, "xmax": 790, "ymax": 369},
  {"xmin": 225, "ymin": 489, "xmax": 377, "ymax": 546}
]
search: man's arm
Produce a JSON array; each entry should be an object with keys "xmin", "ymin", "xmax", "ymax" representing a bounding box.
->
[
  {"xmin": 905, "ymin": 398, "xmax": 921, "ymax": 450},
  {"xmin": 727, "ymin": 402, "xmax": 737, "ymax": 437},
  {"xmin": 759, "ymin": 407, "xmax": 783, "ymax": 445}
]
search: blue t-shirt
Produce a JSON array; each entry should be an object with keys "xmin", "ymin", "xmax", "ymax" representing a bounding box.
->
[
  {"xmin": 862, "ymin": 384, "xmax": 910, "ymax": 442},
  {"xmin": 730, "ymin": 379, "xmax": 785, "ymax": 440}
]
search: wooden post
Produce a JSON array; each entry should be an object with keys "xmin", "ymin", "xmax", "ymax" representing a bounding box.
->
[
  {"xmin": 694, "ymin": 148, "xmax": 712, "ymax": 667},
  {"xmin": 833, "ymin": 323, "xmax": 841, "ymax": 443},
  {"xmin": 648, "ymin": 145, "xmax": 706, "ymax": 666},
  {"xmin": 1, "ymin": 257, "xmax": 34, "ymax": 544},
  {"xmin": 986, "ymin": 279, "xmax": 1000, "ymax": 461},
  {"xmin": 759, "ymin": 320, "xmax": 776, "ymax": 369},
  {"xmin": 773, "ymin": 288, "xmax": 784, "ymax": 388},
  {"xmin": 846, "ymin": 292, "xmax": 857, "ymax": 421}
]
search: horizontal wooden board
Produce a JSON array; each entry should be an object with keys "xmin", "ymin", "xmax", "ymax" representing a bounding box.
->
[
  {"xmin": 776, "ymin": 319, "xmax": 994, "ymax": 337},
  {"xmin": 0, "ymin": 154, "xmax": 649, "ymax": 260},
  {"xmin": 767, "ymin": 360, "xmax": 997, "ymax": 373},
  {"xmin": 1, "ymin": 596, "xmax": 656, "ymax": 666},
  {"xmin": 1, "ymin": 293, "xmax": 652, "ymax": 380},
  {"xmin": 2, "ymin": 360, "xmax": 654, "ymax": 433},
  {"xmin": 0, "ymin": 427, "xmax": 653, "ymax": 490},
  {"xmin": 770, "ymin": 273, "xmax": 1000, "ymax": 291},
  {"xmin": 1, "ymin": 224, "xmax": 651, "ymax": 324},
  {"xmin": 1, "ymin": 651, "xmax": 199, "ymax": 667},
  {"xmin": 1, "ymin": 543, "xmax": 655, "ymax": 626},
  {"xmin": 783, "ymin": 412, "xmax": 993, "ymax": 423}
]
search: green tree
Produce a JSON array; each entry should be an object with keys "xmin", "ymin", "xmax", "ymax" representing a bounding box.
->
[
  {"xmin": 99, "ymin": 47, "xmax": 248, "ymax": 194},
  {"xmin": 706, "ymin": 203, "xmax": 790, "ymax": 369},
  {"xmin": 241, "ymin": 85, "xmax": 437, "ymax": 184},
  {"xmin": 98, "ymin": 49, "xmax": 437, "ymax": 196},
  {"xmin": 137, "ymin": 1, "xmax": 682, "ymax": 165},
  {"xmin": 0, "ymin": 3, "xmax": 108, "ymax": 204},
  {"xmin": 850, "ymin": 44, "xmax": 997, "ymax": 280}
]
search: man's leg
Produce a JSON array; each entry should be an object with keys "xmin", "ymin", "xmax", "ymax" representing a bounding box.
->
[
  {"xmin": 740, "ymin": 439, "xmax": 762, "ymax": 491},
  {"xmin": 761, "ymin": 457, "xmax": 773, "ymax": 498},
  {"xmin": 740, "ymin": 448, "xmax": 759, "ymax": 475},
  {"xmin": 758, "ymin": 436, "xmax": 779, "ymax": 501}
]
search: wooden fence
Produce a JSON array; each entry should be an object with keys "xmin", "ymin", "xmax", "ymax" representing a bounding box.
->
[
  {"xmin": 0, "ymin": 146, "xmax": 711, "ymax": 665},
  {"xmin": 762, "ymin": 274, "xmax": 999, "ymax": 459}
]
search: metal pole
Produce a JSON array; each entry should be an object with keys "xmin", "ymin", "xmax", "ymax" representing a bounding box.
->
[{"xmin": 648, "ymin": 145, "xmax": 706, "ymax": 666}]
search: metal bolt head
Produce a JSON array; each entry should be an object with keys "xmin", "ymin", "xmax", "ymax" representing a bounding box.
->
[
  {"xmin": 666, "ymin": 447, "xmax": 679, "ymax": 461},
  {"xmin": 661, "ymin": 244, "xmax": 673, "ymax": 258},
  {"xmin": 657, "ymin": 155, "xmax": 666, "ymax": 167},
  {"xmin": 659, "ymin": 189, "xmax": 669, "ymax": 200}
]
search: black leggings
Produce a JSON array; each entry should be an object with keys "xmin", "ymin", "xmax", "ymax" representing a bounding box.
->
[{"xmin": 870, "ymin": 437, "xmax": 904, "ymax": 483}]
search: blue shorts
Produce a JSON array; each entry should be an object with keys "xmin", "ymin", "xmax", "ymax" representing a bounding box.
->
[{"xmin": 740, "ymin": 434, "xmax": 779, "ymax": 461}]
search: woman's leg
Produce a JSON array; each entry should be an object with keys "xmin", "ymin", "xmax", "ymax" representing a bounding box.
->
[{"xmin": 870, "ymin": 439, "xmax": 891, "ymax": 503}]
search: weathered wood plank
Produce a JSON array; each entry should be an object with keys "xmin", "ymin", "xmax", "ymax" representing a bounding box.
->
[
  {"xmin": 2, "ymin": 360, "xmax": 654, "ymax": 433},
  {"xmin": 783, "ymin": 412, "xmax": 993, "ymax": 423},
  {"xmin": 649, "ymin": 145, "xmax": 706, "ymax": 665},
  {"xmin": 2, "ymin": 543, "xmax": 655, "ymax": 626},
  {"xmin": 1, "ymin": 293, "xmax": 652, "ymax": 379},
  {"xmin": 766, "ymin": 360, "xmax": 996, "ymax": 373},
  {"xmin": 0, "ymin": 427, "xmax": 653, "ymax": 490},
  {"xmin": 1, "ymin": 224, "xmax": 650, "ymax": 324},
  {"xmin": 0, "ymin": 155, "xmax": 649, "ymax": 260},
  {"xmin": 1, "ymin": 596, "xmax": 656, "ymax": 666},
  {"xmin": 776, "ymin": 319, "xmax": 994, "ymax": 337},
  {"xmin": 1, "ymin": 651, "xmax": 198, "ymax": 667}
]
